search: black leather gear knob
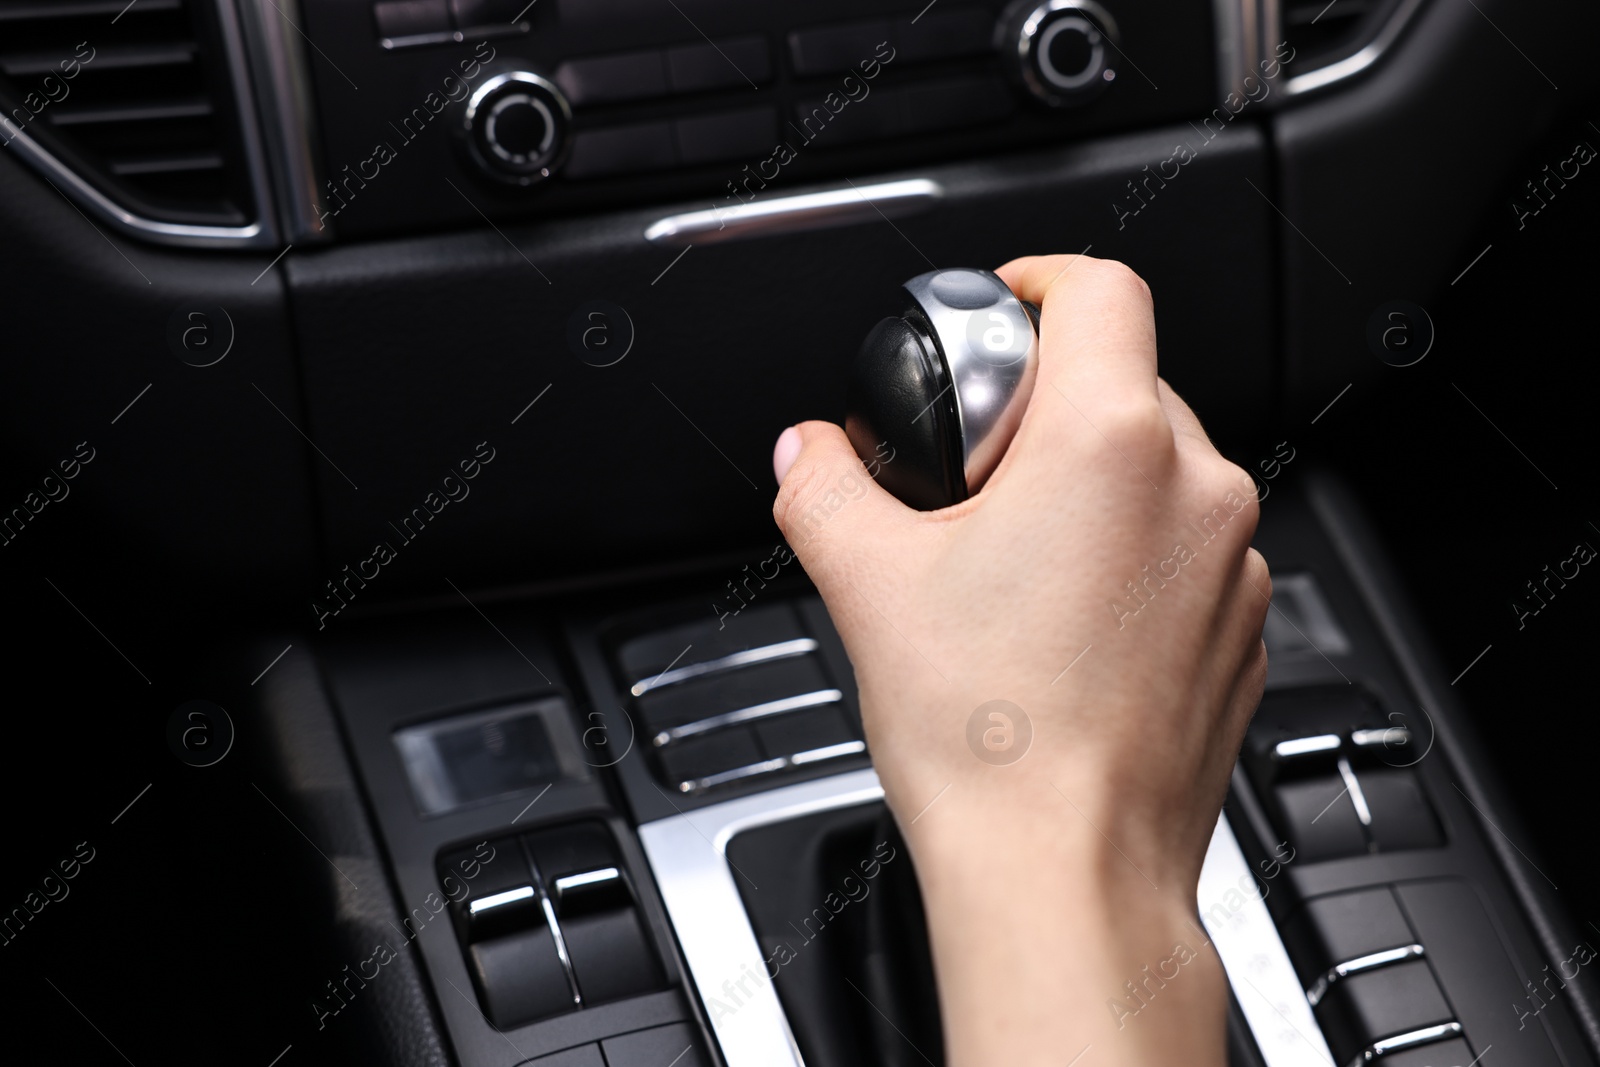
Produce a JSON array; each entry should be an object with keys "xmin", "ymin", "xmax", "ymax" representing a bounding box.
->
[{"xmin": 846, "ymin": 269, "xmax": 1040, "ymax": 511}]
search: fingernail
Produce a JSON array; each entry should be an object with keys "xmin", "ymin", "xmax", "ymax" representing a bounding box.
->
[{"xmin": 773, "ymin": 426, "xmax": 802, "ymax": 486}]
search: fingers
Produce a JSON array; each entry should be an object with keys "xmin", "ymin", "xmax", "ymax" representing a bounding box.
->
[
  {"xmin": 772, "ymin": 420, "xmax": 916, "ymax": 586},
  {"xmin": 1157, "ymin": 378, "xmax": 1211, "ymax": 453},
  {"xmin": 995, "ymin": 254, "xmax": 1160, "ymax": 415}
]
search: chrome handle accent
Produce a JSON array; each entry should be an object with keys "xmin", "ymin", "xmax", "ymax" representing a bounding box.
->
[
  {"xmin": 1348, "ymin": 1022, "xmax": 1464, "ymax": 1066},
  {"xmin": 1306, "ymin": 944, "xmax": 1426, "ymax": 1007},
  {"xmin": 643, "ymin": 179, "xmax": 943, "ymax": 247},
  {"xmin": 1275, "ymin": 734, "xmax": 1342, "ymax": 759},
  {"xmin": 630, "ymin": 638, "xmax": 819, "ymax": 697},
  {"xmin": 467, "ymin": 885, "xmax": 536, "ymax": 915},
  {"xmin": 654, "ymin": 689, "xmax": 844, "ymax": 746},
  {"xmin": 676, "ymin": 740, "xmax": 867, "ymax": 794},
  {"xmin": 1284, "ymin": 0, "xmax": 1431, "ymax": 98},
  {"xmin": 553, "ymin": 867, "xmax": 621, "ymax": 898}
]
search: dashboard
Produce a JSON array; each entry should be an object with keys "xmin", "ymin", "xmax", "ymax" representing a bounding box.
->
[{"xmin": 3, "ymin": 2, "xmax": 1599, "ymax": 1067}]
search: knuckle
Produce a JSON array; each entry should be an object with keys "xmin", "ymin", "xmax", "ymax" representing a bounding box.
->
[
  {"xmin": 1105, "ymin": 396, "xmax": 1174, "ymax": 460},
  {"xmin": 1077, "ymin": 258, "xmax": 1152, "ymax": 306},
  {"xmin": 772, "ymin": 458, "xmax": 832, "ymax": 541},
  {"xmin": 1243, "ymin": 546, "xmax": 1272, "ymax": 600}
]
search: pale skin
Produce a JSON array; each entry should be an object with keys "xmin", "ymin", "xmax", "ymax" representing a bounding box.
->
[{"xmin": 771, "ymin": 255, "xmax": 1270, "ymax": 1067}]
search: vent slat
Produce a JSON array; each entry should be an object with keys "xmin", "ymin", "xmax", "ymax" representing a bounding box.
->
[
  {"xmin": 109, "ymin": 150, "xmax": 223, "ymax": 175},
  {"xmin": 50, "ymin": 96, "xmax": 213, "ymax": 125},
  {"xmin": 0, "ymin": 42, "xmax": 197, "ymax": 76},
  {"xmin": 0, "ymin": 0, "xmax": 182, "ymax": 21}
]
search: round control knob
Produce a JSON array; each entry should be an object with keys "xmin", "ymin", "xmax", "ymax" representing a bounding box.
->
[
  {"xmin": 998, "ymin": 0, "xmax": 1119, "ymax": 107},
  {"xmin": 846, "ymin": 269, "xmax": 1040, "ymax": 512},
  {"xmin": 463, "ymin": 71, "xmax": 571, "ymax": 184}
]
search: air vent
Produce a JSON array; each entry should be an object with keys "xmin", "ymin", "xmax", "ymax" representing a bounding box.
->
[
  {"xmin": 1281, "ymin": 0, "xmax": 1398, "ymax": 74},
  {"xmin": 0, "ymin": 0, "xmax": 255, "ymax": 227}
]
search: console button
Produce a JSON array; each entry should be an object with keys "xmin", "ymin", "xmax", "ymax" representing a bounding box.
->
[
  {"xmin": 754, "ymin": 704, "xmax": 855, "ymax": 757},
  {"xmin": 1361, "ymin": 769, "xmax": 1443, "ymax": 851},
  {"xmin": 1378, "ymin": 1038, "xmax": 1476, "ymax": 1067},
  {"xmin": 658, "ymin": 728, "xmax": 763, "ymax": 785},
  {"xmin": 468, "ymin": 925, "xmax": 577, "ymax": 1029},
  {"xmin": 554, "ymin": 50, "xmax": 668, "ymax": 107},
  {"xmin": 667, "ymin": 35, "xmax": 772, "ymax": 93},
  {"xmin": 999, "ymin": 0, "xmax": 1119, "ymax": 107},
  {"xmin": 618, "ymin": 602, "xmax": 808, "ymax": 683},
  {"xmin": 374, "ymin": 0, "xmax": 450, "ymax": 39},
  {"xmin": 450, "ymin": 0, "xmax": 529, "ymax": 29},
  {"xmin": 637, "ymin": 655, "xmax": 833, "ymax": 731},
  {"xmin": 892, "ymin": 7, "xmax": 996, "ymax": 63},
  {"xmin": 1313, "ymin": 959, "xmax": 1453, "ymax": 1065},
  {"xmin": 564, "ymin": 121, "xmax": 676, "ymax": 178},
  {"xmin": 603, "ymin": 1023, "xmax": 712, "ymax": 1067},
  {"xmin": 675, "ymin": 107, "xmax": 777, "ymax": 165},
  {"xmin": 1274, "ymin": 775, "xmax": 1368, "ymax": 862},
  {"xmin": 524, "ymin": 1046, "xmax": 605, "ymax": 1067},
  {"xmin": 789, "ymin": 20, "xmax": 891, "ymax": 76},
  {"xmin": 1285, "ymin": 887, "xmax": 1416, "ymax": 986}
]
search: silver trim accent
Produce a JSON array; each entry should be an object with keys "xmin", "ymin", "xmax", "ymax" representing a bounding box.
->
[
  {"xmin": 468, "ymin": 885, "xmax": 536, "ymax": 914},
  {"xmin": 631, "ymin": 638, "xmax": 818, "ymax": 697},
  {"xmin": 642, "ymin": 771, "xmax": 1337, "ymax": 1067},
  {"xmin": 1200, "ymin": 812, "xmax": 1338, "ymax": 1067},
  {"xmin": 1352, "ymin": 727, "xmax": 1410, "ymax": 749},
  {"xmin": 0, "ymin": 0, "xmax": 279, "ymax": 248},
  {"xmin": 236, "ymin": 0, "xmax": 327, "ymax": 243},
  {"xmin": 676, "ymin": 740, "xmax": 867, "ymax": 794},
  {"xmin": 1275, "ymin": 734, "xmax": 1342, "ymax": 758},
  {"xmin": 1350, "ymin": 1022, "xmax": 1463, "ymax": 1065},
  {"xmin": 653, "ymin": 689, "xmax": 844, "ymax": 746},
  {"xmin": 902, "ymin": 268, "xmax": 1039, "ymax": 493},
  {"xmin": 1284, "ymin": 0, "xmax": 1430, "ymax": 98},
  {"xmin": 639, "ymin": 768, "xmax": 885, "ymax": 1067},
  {"xmin": 1336, "ymin": 756, "xmax": 1373, "ymax": 827},
  {"xmin": 644, "ymin": 179, "xmax": 943, "ymax": 247},
  {"xmin": 553, "ymin": 867, "xmax": 621, "ymax": 897},
  {"xmin": 1306, "ymin": 943, "xmax": 1425, "ymax": 1006}
]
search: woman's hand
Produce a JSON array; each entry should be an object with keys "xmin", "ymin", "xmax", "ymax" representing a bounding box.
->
[{"xmin": 770, "ymin": 254, "xmax": 1270, "ymax": 1067}]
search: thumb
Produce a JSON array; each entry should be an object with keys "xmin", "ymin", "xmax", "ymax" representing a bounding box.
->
[{"xmin": 771, "ymin": 421, "xmax": 914, "ymax": 582}]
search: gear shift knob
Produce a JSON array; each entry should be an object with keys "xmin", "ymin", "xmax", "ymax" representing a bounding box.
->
[{"xmin": 846, "ymin": 269, "xmax": 1040, "ymax": 511}]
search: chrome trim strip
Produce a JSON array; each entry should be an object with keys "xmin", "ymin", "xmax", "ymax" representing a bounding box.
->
[
  {"xmin": 553, "ymin": 867, "xmax": 621, "ymax": 896},
  {"xmin": 1336, "ymin": 756, "xmax": 1373, "ymax": 826},
  {"xmin": 676, "ymin": 740, "xmax": 867, "ymax": 794},
  {"xmin": 1306, "ymin": 944, "xmax": 1425, "ymax": 1006},
  {"xmin": 631, "ymin": 639, "xmax": 818, "ymax": 697},
  {"xmin": 468, "ymin": 885, "xmax": 535, "ymax": 914},
  {"xmin": 643, "ymin": 773, "xmax": 1336, "ymax": 1067},
  {"xmin": 538, "ymin": 892, "xmax": 584, "ymax": 1005},
  {"xmin": 1200, "ymin": 812, "xmax": 1338, "ymax": 1067},
  {"xmin": 654, "ymin": 689, "xmax": 844, "ymax": 746},
  {"xmin": 1284, "ymin": 0, "xmax": 1430, "ymax": 98},
  {"xmin": 638, "ymin": 768, "xmax": 886, "ymax": 1067},
  {"xmin": 1275, "ymin": 734, "xmax": 1342, "ymax": 758},
  {"xmin": 790, "ymin": 740, "xmax": 865, "ymax": 765},
  {"xmin": 235, "ymin": 0, "xmax": 327, "ymax": 242},
  {"xmin": 643, "ymin": 179, "xmax": 943, "ymax": 247},
  {"xmin": 1350, "ymin": 1022, "xmax": 1463, "ymax": 1065},
  {"xmin": 1352, "ymin": 727, "xmax": 1409, "ymax": 749}
]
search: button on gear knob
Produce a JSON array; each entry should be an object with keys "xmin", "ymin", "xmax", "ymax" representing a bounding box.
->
[{"xmin": 846, "ymin": 269, "xmax": 1040, "ymax": 511}]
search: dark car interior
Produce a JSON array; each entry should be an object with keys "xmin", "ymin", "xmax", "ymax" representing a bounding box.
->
[{"xmin": 5, "ymin": 1, "xmax": 1600, "ymax": 1065}]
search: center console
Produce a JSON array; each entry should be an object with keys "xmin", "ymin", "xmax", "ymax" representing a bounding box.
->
[{"xmin": 318, "ymin": 473, "xmax": 1600, "ymax": 1067}]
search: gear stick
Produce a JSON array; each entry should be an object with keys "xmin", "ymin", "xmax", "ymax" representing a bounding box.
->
[{"xmin": 845, "ymin": 268, "xmax": 1040, "ymax": 511}]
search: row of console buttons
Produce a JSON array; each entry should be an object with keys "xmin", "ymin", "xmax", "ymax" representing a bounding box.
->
[
  {"xmin": 567, "ymin": 74, "xmax": 1013, "ymax": 179},
  {"xmin": 549, "ymin": 6, "xmax": 996, "ymax": 110},
  {"xmin": 374, "ymin": 0, "xmax": 530, "ymax": 48}
]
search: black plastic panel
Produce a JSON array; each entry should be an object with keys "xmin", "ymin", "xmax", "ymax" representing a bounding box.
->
[{"xmin": 285, "ymin": 122, "xmax": 1274, "ymax": 603}]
